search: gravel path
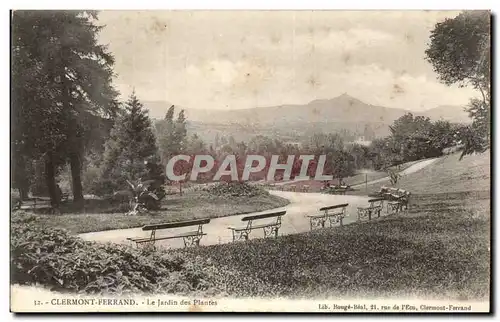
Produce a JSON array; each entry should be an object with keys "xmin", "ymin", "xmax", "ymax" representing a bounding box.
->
[
  {"xmin": 78, "ymin": 158, "xmax": 439, "ymax": 250},
  {"xmin": 78, "ymin": 191, "xmax": 372, "ymax": 249},
  {"xmin": 351, "ymin": 158, "xmax": 439, "ymax": 188}
]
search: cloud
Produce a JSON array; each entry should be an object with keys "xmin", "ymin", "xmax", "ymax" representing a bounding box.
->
[
  {"xmin": 313, "ymin": 28, "xmax": 395, "ymax": 52},
  {"xmin": 314, "ymin": 64, "xmax": 479, "ymax": 110},
  {"xmin": 98, "ymin": 11, "xmax": 478, "ymax": 112}
]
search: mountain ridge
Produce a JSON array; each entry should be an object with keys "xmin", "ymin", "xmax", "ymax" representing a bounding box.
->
[{"xmin": 142, "ymin": 94, "xmax": 471, "ymax": 125}]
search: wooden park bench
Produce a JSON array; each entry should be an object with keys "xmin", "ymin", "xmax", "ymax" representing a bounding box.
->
[
  {"xmin": 288, "ymin": 185, "xmax": 297, "ymax": 192},
  {"xmin": 307, "ymin": 203, "xmax": 348, "ymax": 230},
  {"xmin": 61, "ymin": 193, "xmax": 69, "ymax": 202},
  {"xmin": 384, "ymin": 188, "xmax": 411, "ymax": 214},
  {"xmin": 127, "ymin": 218, "xmax": 210, "ymax": 248},
  {"xmin": 357, "ymin": 198, "xmax": 385, "ymax": 222},
  {"xmin": 14, "ymin": 197, "xmax": 53, "ymax": 212},
  {"xmin": 301, "ymin": 185, "xmax": 310, "ymax": 192},
  {"xmin": 324, "ymin": 185, "xmax": 350, "ymax": 195},
  {"xmin": 228, "ymin": 210, "xmax": 286, "ymax": 241}
]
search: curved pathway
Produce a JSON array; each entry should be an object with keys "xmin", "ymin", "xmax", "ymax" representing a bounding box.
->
[
  {"xmin": 78, "ymin": 191, "xmax": 372, "ymax": 249},
  {"xmin": 260, "ymin": 158, "xmax": 439, "ymax": 188},
  {"xmin": 78, "ymin": 158, "xmax": 439, "ymax": 250},
  {"xmin": 351, "ymin": 158, "xmax": 439, "ymax": 188}
]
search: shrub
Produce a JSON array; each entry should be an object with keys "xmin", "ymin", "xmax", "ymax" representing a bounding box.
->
[
  {"xmin": 10, "ymin": 214, "xmax": 220, "ymax": 295},
  {"xmin": 205, "ymin": 182, "xmax": 267, "ymax": 197}
]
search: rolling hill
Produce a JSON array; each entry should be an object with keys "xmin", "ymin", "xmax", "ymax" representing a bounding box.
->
[
  {"xmin": 143, "ymin": 94, "xmax": 469, "ymax": 126},
  {"xmin": 142, "ymin": 94, "xmax": 471, "ymax": 144},
  {"xmin": 420, "ymin": 105, "xmax": 471, "ymax": 124}
]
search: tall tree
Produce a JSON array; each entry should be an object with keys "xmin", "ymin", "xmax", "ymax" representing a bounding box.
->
[
  {"xmin": 12, "ymin": 11, "xmax": 118, "ymax": 209},
  {"xmin": 100, "ymin": 93, "xmax": 158, "ymax": 194},
  {"xmin": 425, "ymin": 10, "xmax": 490, "ymax": 157},
  {"xmin": 174, "ymin": 109, "xmax": 188, "ymax": 152},
  {"xmin": 12, "ymin": 11, "xmax": 72, "ymax": 205},
  {"xmin": 155, "ymin": 106, "xmax": 188, "ymax": 164},
  {"xmin": 155, "ymin": 105, "xmax": 175, "ymax": 163}
]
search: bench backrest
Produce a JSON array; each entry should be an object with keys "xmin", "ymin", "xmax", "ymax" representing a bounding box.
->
[
  {"xmin": 319, "ymin": 203, "xmax": 349, "ymax": 212},
  {"xmin": 242, "ymin": 211, "xmax": 286, "ymax": 222},
  {"xmin": 368, "ymin": 198, "xmax": 385, "ymax": 203},
  {"xmin": 386, "ymin": 187, "xmax": 410, "ymax": 195},
  {"xmin": 142, "ymin": 218, "xmax": 211, "ymax": 231}
]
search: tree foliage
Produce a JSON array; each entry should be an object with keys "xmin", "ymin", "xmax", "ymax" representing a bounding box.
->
[
  {"xmin": 11, "ymin": 10, "xmax": 118, "ymax": 207},
  {"xmin": 368, "ymin": 113, "xmax": 461, "ymax": 169},
  {"xmin": 155, "ymin": 105, "xmax": 188, "ymax": 164},
  {"xmin": 425, "ymin": 10, "xmax": 491, "ymax": 156},
  {"xmin": 98, "ymin": 93, "xmax": 158, "ymax": 195}
]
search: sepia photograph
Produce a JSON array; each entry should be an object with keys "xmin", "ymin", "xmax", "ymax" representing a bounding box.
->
[{"xmin": 10, "ymin": 9, "xmax": 491, "ymax": 313}]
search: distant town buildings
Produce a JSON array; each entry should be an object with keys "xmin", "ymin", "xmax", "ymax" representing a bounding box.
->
[{"xmin": 353, "ymin": 136, "xmax": 372, "ymax": 146}]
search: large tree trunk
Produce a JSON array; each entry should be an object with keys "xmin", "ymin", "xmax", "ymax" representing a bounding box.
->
[
  {"xmin": 70, "ymin": 152, "xmax": 84, "ymax": 210},
  {"xmin": 45, "ymin": 154, "xmax": 59, "ymax": 210},
  {"xmin": 14, "ymin": 156, "xmax": 30, "ymax": 200},
  {"xmin": 19, "ymin": 186, "xmax": 29, "ymax": 200},
  {"xmin": 61, "ymin": 46, "xmax": 84, "ymax": 211}
]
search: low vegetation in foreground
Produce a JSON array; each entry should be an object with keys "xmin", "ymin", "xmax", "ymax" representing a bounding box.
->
[
  {"xmin": 25, "ymin": 185, "xmax": 289, "ymax": 234},
  {"xmin": 11, "ymin": 214, "xmax": 222, "ymax": 296},
  {"xmin": 12, "ymin": 189, "xmax": 490, "ymax": 300}
]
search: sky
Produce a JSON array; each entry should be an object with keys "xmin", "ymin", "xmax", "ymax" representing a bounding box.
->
[{"xmin": 97, "ymin": 10, "xmax": 479, "ymax": 111}]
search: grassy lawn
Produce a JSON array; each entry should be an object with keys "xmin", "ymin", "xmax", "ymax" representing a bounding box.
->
[
  {"xmin": 173, "ymin": 152, "xmax": 491, "ymax": 300},
  {"xmin": 178, "ymin": 190, "xmax": 490, "ymax": 300},
  {"xmin": 24, "ymin": 190, "xmax": 289, "ymax": 234}
]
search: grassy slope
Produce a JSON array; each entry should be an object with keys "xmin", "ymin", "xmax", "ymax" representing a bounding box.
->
[
  {"xmin": 352, "ymin": 151, "xmax": 490, "ymax": 195},
  {"xmin": 28, "ymin": 190, "xmax": 289, "ymax": 234},
  {"xmin": 343, "ymin": 159, "xmax": 423, "ymax": 187},
  {"xmin": 180, "ymin": 152, "xmax": 491, "ymax": 300},
  {"xmin": 278, "ymin": 159, "xmax": 424, "ymax": 192}
]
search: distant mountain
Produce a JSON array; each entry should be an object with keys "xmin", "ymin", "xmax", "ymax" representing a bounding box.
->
[
  {"xmin": 141, "ymin": 101, "xmax": 176, "ymax": 120},
  {"xmin": 420, "ymin": 105, "xmax": 471, "ymax": 124},
  {"xmin": 144, "ymin": 94, "xmax": 407, "ymax": 125},
  {"xmin": 142, "ymin": 95, "xmax": 472, "ymax": 145},
  {"xmin": 143, "ymin": 95, "xmax": 471, "ymax": 125}
]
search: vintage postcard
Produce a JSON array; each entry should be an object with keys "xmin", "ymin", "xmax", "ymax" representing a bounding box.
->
[{"xmin": 10, "ymin": 10, "xmax": 491, "ymax": 313}]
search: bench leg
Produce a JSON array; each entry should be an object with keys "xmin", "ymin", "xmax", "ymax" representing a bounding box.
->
[
  {"xmin": 309, "ymin": 217, "xmax": 325, "ymax": 230},
  {"xmin": 388, "ymin": 203, "xmax": 402, "ymax": 215},
  {"xmin": 136, "ymin": 240, "xmax": 156, "ymax": 251},
  {"xmin": 327, "ymin": 215, "xmax": 343, "ymax": 227},
  {"xmin": 183, "ymin": 235, "xmax": 203, "ymax": 247},
  {"xmin": 232, "ymin": 230, "xmax": 250, "ymax": 242},
  {"xmin": 263, "ymin": 226, "xmax": 280, "ymax": 238}
]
